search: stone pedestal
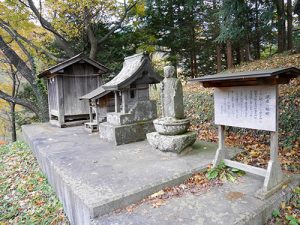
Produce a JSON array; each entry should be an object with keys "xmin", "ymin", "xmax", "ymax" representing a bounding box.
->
[
  {"xmin": 99, "ymin": 100, "xmax": 157, "ymax": 145},
  {"xmin": 147, "ymin": 131, "xmax": 197, "ymax": 153},
  {"xmin": 100, "ymin": 121, "xmax": 155, "ymax": 145},
  {"xmin": 146, "ymin": 65, "xmax": 197, "ymax": 154}
]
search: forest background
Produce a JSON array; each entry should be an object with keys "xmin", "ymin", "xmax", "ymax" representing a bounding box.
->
[{"xmin": 0, "ymin": 0, "xmax": 299, "ymax": 145}]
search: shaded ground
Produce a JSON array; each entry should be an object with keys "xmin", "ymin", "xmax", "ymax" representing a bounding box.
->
[{"xmin": 0, "ymin": 141, "xmax": 69, "ymax": 224}]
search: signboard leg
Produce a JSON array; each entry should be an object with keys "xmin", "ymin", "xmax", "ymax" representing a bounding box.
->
[
  {"xmin": 213, "ymin": 125, "xmax": 228, "ymax": 167},
  {"xmin": 263, "ymin": 131, "xmax": 283, "ymax": 192}
]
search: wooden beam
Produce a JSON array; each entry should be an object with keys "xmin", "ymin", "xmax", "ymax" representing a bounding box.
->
[{"xmin": 223, "ymin": 159, "xmax": 267, "ymax": 177}]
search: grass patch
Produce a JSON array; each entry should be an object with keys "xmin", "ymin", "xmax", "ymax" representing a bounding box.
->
[{"xmin": 0, "ymin": 141, "xmax": 69, "ymax": 225}]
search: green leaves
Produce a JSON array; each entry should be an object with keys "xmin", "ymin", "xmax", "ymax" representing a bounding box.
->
[
  {"xmin": 272, "ymin": 209, "xmax": 280, "ymax": 217},
  {"xmin": 205, "ymin": 161, "xmax": 245, "ymax": 182},
  {"xmin": 285, "ymin": 215, "xmax": 299, "ymax": 225},
  {"xmin": 206, "ymin": 169, "xmax": 218, "ymax": 180}
]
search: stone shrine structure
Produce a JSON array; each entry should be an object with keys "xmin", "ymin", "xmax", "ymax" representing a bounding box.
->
[
  {"xmin": 98, "ymin": 53, "xmax": 162, "ymax": 145},
  {"xmin": 147, "ymin": 66, "xmax": 197, "ymax": 153}
]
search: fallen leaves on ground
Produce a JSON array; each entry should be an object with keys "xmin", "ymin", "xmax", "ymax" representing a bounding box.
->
[
  {"xmin": 0, "ymin": 142, "xmax": 69, "ymax": 225},
  {"xmin": 118, "ymin": 169, "xmax": 224, "ymax": 213},
  {"xmin": 267, "ymin": 187, "xmax": 300, "ymax": 225}
]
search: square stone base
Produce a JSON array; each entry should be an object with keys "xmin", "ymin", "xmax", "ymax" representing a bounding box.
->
[
  {"xmin": 99, "ymin": 120, "xmax": 155, "ymax": 145},
  {"xmin": 147, "ymin": 131, "xmax": 197, "ymax": 153}
]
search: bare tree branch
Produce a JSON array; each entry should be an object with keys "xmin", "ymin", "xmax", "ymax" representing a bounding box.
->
[
  {"xmin": 24, "ymin": 0, "xmax": 75, "ymax": 56},
  {"xmin": 0, "ymin": 90, "xmax": 39, "ymax": 116},
  {"xmin": 0, "ymin": 18, "xmax": 61, "ymax": 61},
  {"xmin": 97, "ymin": 1, "xmax": 138, "ymax": 45},
  {"xmin": 0, "ymin": 36, "xmax": 35, "ymax": 84},
  {"xmin": 0, "ymin": 19, "xmax": 35, "ymax": 73}
]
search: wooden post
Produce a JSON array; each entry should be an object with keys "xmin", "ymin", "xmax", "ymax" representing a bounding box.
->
[
  {"xmin": 95, "ymin": 107, "xmax": 99, "ymax": 125},
  {"xmin": 263, "ymin": 85, "xmax": 283, "ymax": 192},
  {"xmin": 213, "ymin": 125, "xmax": 227, "ymax": 167},
  {"xmin": 89, "ymin": 101, "xmax": 93, "ymax": 123},
  {"xmin": 121, "ymin": 91, "xmax": 128, "ymax": 113},
  {"xmin": 56, "ymin": 76, "xmax": 65, "ymax": 126},
  {"xmin": 114, "ymin": 91, "xmax": 120, "ymax": 113},
  {"xmin": 47, "ymin": 80, "xmax": 52, "ymax": 120}
]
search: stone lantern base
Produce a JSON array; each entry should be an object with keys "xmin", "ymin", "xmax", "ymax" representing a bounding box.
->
[{"xmin": 147, "ymin": 131, "xmax": 197, "ymax": 153}]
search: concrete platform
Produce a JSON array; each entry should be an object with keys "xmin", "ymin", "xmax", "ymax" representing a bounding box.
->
[
  {"xmin": 22, "ymin": 123, "xmax": 226, "ymax": 225},
  {"xmin": 94, "ymin": 174, "xmax": 299, "ymax": 225}
]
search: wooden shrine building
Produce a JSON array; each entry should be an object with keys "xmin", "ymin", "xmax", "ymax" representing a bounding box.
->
[{"xmin": 39, "ymin": 53, "xmax": 109, "ymax": 127}]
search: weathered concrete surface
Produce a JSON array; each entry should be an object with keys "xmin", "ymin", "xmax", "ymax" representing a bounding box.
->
[
  {"xmin": 93, "ymin": 174, "xmax": 300, "ymax": 225},
  {"xmin": 22, "ymin": 123, "xmax": 225, "ymax": 225}
]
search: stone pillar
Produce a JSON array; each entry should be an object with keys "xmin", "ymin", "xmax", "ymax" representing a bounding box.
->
[
  {"xmin": 114, "ymin": 91, "xmax": 120, "ymax": 113},
  {"xmin": 161, "ymin": 66, "xmax": 184, "ymax": 119},
  {"xmin": 121, "ymin": 91, "xmax": 128, "ymax": 114}
]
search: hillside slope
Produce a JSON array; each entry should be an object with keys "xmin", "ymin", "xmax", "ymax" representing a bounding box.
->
[{"xmin": 184, "ymin": 53, "xmax": 299, "ymax": 173}]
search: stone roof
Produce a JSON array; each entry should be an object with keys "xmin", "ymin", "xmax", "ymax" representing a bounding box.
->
[
  {"xmin": 79, "ymin": 86, "xmax": 110, "ymax": 100},
  {"xmin": 102, "ymin": 53, "xmax": 162, "ymax": 91},
  {"xmin": 38, "ymin": 53, "xmax": 109, "ymax": 78},
  {"xmin": 191, "ymin": 67, "xmax": 300, "ymax": 87}
]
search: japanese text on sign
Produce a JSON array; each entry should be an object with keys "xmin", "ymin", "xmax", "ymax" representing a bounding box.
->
[{"xmin": 214, "ymin": 85, "xmax": 277, "ymax": 131}]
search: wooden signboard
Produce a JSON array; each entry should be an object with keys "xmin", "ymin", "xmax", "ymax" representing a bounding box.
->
[{"xmin": 214, "ymin": 85, "xmax": 277, "ymax": 131}]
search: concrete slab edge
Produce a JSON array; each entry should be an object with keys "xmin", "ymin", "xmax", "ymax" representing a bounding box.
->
[
  {"xmin": 91, "ymin": 165, "xmax": 209, "ymax": 219},
  {"xmin": 235, "ymin": 175, "xmax": 300, "ymax": 225},
  {"xmin": 22, "ymin": 127, "xmax": 91, "ymax": 225}
]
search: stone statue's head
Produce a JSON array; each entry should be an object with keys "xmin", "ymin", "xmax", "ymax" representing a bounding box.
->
[{"xmin": 164, "ymin": 66, "xmax": 176, "ymax": 78}]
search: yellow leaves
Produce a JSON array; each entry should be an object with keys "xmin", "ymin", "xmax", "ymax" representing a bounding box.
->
[
  {"xmin": 134, "ymin": 1, "xmax": 146, "ymax": 16},
  {"xmin": 151, "ymin": 199, "xmax": 166, "ymax": 208},
  {"xmin": 150, "ymin": 190, "xmax": 165, "ymax": 199},
  {"xmin": 249, "ymin": 150, "xmax": 260, "ymax": 158}
]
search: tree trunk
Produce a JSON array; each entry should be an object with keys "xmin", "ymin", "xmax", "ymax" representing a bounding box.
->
[
  {"xmin": 10, "ymin": 103, "xmax": 16, "ymax": 142},
  {"xmin": 236, "ymin": 46, "xmax": 241, "ymax": 64},
  {"xmin": 245, "ymin": 42, "xmax": 251, "ymax": 61},
  {"xmin": 216, "ymin": 44, "xmax": 222, "ymax": 73},
  {"xmin": 226, "ymin": 40, "xmax": 233, "ymax": 69},
  {"xmin": 287, "ymin": 0, "xmax": 293, "ymax": 50},
  {"xmin": 10, "ymin": 68, "xmax": 17, "ymax": 142},
  {"xmin": 254, "ymin": 0, "xmax": 260, "ymax": 59},
  {"xmin": 275, "ymin": 0, "xmax": 286, "ymax": 52},
  {"xmin": 0, "ymin": 36, "xmax": 49, "ymax": 121}
]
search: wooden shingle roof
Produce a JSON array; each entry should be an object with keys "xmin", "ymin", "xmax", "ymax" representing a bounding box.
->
[
  {"xmin": 38, "ymin": 53, "xmax": 109, "ymax": 78},
  {"xmin": 191, "ymin": 67, "xmax": 300, "ymax": 87},
  {"xmin": 102, "ymin": 53, "xmax": 162, "ymax": 91},
  {"xmin": 80, "ymin": 86, "xmax": 110, "ymax": 100}
]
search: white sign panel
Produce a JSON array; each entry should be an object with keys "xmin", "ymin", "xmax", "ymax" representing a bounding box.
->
[{"xmin": 214, "ymin": 85, "xmax": 277, "ymax": 131}]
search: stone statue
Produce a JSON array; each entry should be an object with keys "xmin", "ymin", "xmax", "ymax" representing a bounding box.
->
[
  {"xmin": 146, "ymin": 66, "xmax": 197, "ymax": 153},
  {"xmin": 161, "ymin": 66, "xmax": 184, "ymax": 119}
]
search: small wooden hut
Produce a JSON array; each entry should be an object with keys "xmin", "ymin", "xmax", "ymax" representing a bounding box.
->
[
  {"xmin": 79, "ymin": 86, "xmax": 115, "ymax": 132},
  {"xmin": 39, "ymin": 53, "xmax": 109, "ymax": 127}
]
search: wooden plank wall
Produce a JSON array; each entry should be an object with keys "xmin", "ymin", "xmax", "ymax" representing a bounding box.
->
[
  {"xmin": 63, "ymin": 63, "xmax": 102, "ymax": 116},
  {"xmin": 97, "ymin": 92, "xmax": 115, "ymax": 118},
  {"xmin": 48, "ymin": 77, "xmax": 58, "ymax": 111}
]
